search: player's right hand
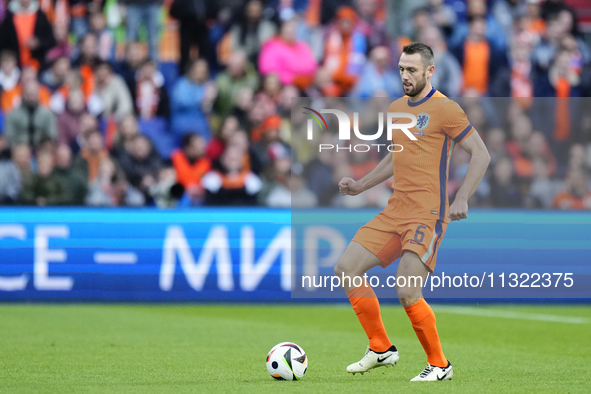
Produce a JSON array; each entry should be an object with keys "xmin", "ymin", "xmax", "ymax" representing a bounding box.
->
[{"xmin": 338, "ymin": 177, "xmax": 362, "ymax": 196}]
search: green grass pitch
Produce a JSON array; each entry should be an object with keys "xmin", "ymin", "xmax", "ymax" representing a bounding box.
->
[{"xmin": 1, "ymin": 304, "xmax": 590, "ymax": 393}]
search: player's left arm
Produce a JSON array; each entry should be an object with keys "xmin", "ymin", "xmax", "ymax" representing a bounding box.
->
[{"xmin": 449, "ymin": 132, "xmax": 491, "ymax": 221}]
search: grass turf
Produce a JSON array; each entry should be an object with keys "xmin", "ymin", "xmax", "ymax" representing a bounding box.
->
[{"xmin": 0, "ymin": 304, "xmax": 590, "ymax": 393}]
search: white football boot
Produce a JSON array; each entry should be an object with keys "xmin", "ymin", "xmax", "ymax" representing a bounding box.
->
[
  {"xmin": 346, "ymin": 346, "xmax": 399, "ymax": 375},
  {"xmin": 410, "ymin": 362, "xmax": 453, "ymax": 381}
]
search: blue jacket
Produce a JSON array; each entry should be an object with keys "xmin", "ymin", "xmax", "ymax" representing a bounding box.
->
[{"xmin": 170, "ymin": 77, "xmax": 211, "ymax": 139}]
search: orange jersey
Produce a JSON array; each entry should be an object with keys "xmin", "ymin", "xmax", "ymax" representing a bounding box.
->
[{"xmin": 386, "ymin": 89, "xmax": 474, "ymax": 224}]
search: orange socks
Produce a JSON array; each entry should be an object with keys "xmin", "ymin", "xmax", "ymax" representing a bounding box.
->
[
  {"xmin": 404, "ymin": 298, "xmax": 447, "ymax": 367},
  {"xmin": 347, "ymin": 283, "xmax": 392, "ymax": 353}
]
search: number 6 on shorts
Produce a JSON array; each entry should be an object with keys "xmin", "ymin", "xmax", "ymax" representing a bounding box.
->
[{"xmin": 414, "ymin": 225, "xmax": 427, "ymax": 243}]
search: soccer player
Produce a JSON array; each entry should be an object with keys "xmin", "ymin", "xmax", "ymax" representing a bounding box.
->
[{"xmin": 335, "ymin": 42, "xmax": 490, "ymax": 381}]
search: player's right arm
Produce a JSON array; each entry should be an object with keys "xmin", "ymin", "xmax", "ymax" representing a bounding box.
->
[{"xmin": 338, "ymin": 152, "xmax": 393, "ymax": 196}]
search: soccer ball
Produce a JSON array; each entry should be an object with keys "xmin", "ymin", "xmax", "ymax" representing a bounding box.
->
[{"xmin": 266, "ymin": 342, "xmax": 308, "ymax": 380}]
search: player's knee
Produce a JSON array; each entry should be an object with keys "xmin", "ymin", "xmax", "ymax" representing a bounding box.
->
[
  {"xmin": 334, "ymin": 255, "xmax": 354, "ymax": 277},
  {"xmin": 396, "ymin": 285, "xmax": 422, "ymax": 301},
  {"xmin": 398, "ymin": 296, "xmax": 421, "ymax": 308}
]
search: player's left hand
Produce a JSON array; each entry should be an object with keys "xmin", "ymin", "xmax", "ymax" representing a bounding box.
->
[{"xmin": 449, "ymin": 199, "xmax": 468, "ymax": 221}]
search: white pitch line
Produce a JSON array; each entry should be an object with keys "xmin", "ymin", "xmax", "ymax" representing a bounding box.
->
[
  {"xmin": 94, "ymin": 252, "xmax": 138, "ymax": 264},
  {"xmin": 433, "ymin": 306, "xmax": 590, "ymax": 324}
]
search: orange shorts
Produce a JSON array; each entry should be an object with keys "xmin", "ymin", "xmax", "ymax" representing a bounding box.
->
[{"xmin": 351, "ymin": 212, "xmax": 447, "ymax": 272}]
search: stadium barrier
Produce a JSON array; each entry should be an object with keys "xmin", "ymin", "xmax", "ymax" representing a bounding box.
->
[{"xmin": 0, "ymin": 208, "xmax": 589, "ymax": 301}]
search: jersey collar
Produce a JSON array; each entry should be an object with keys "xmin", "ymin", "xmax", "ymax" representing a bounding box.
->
[{"xmin": 407, "ymin": 87, "xmax": 436, "ymax": 107}]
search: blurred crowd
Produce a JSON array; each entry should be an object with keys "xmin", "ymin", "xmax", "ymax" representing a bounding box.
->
[{"xmin": 0, "ymin": 0, "xmax": 590, "ymax": 209}]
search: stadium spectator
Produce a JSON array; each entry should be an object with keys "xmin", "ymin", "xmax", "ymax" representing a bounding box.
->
[
  {"xmin": 169, "ymin": 0, "xmax": 215, "ymax": 73},
  {"xmin": 323, "ymin": 6, "xmax": 366, "ymax": 95},
  {"xmin": 0, "ymin": 135, "xmax": 21, "ymax": 204},
  {"xmin": 425, "ymin": 0, "xmax": 457, "ymax": 36},
  {"xmin": 304, "ymin": 66, "xmax": 340, "ymax": 97},
  {"xmin": 115, "ymin": 42, "xmax": 149, "ymax": 93},
  {"xmin": 0, "ymin": 0, "xmax": 56, "ymax": 70},
  {"xmin": 171, "ymin": 58, "xmax": 214, "ymax": 139},
  {"xmin": 566, "ymin": 143, "xmax": 588, "ymax": 174},
  {"xmin": 117, "ymin": 134, "xmax": 162, "ymax": 196},
  {"xmin": 490, "ymin": 156, "xmax": 522, "ymax": 208},
  {"xmin": 214, "ymin": 51, "xmax": 259, "ymax": 117},
  {"xmin": 353, "ymin": 0, "xmax": 389, "ymax": 49},
  {"xmin": 251, "ymin": 114, "xmax": 288, "ymax": 169},
  {"xmin": 46, "ymin": 22, "xmax": 73, "ymax": 62},
  {"xmin": 507, "ymin": 40, "xmax": 534, "ymax": 100},
  {"xmin": 230, "ymin": 86, "xmax": 255, "ymax": 128},
  {"xmin": 253, "ymin": 73, "xmax": 282, "ymax": 122},
  {"xmin": 11, "ymin": 143, "xmax": 33, "ymax": 184},
  {"xmin": 258, "ymin": 17, "xmax": 317, "ymax": 88},
  {"xmin": 352, "ymin": 46, "xmax": 401, "ymax": 98},
  {"xmin": 69, "ymin": 0, "xmax": 100, "ymax": 39},
  {"xmin": 110, "ymin": 171, "xmax": 147, "ymax": 207},
  {"xmin": 486, "ymin": 128, "xmax": 508, "ymax": 167},
  {"xmin": 401, "ymin": 7, "xmax": 431, "ymax": 43},
  {"xmin": 121, "ymin": 0, "xmax": 161, "ymax": 62},
  {"xmin": 19, "ymin": 151, "xmax": 65, "ymax": 206},
  {"xmin": 304, "ymin": 133, "xmax": 336, "ymax": 206},
  {"xmin": 94, "ymin": 61, "xmax": 134, "ymax": 121},
  {"xmin": 523, "ymin": 0, "xmax": 546, "ymax": 38},
  {"xmin": 230, "ymin": 0, "xmax": 276, "ymax": 65},
  {"xmin": 402, "ymin": 1, "xmax": 456, "ymax": 39},
  {"xmin": 535, "ymin": 49, "xmax": 582, "ymax": 97},
  {"xmin": 531, "ymin": 14, "xmax": 562, "ymax": 76},
  {"xmin": 493, "ymin": 0, "xmax": 527, "ymax": 34},
  {"xmin": 260, "ymin": 145, "xmax": 291, "ymax": 207},
  {"xmin": 171, "ymin": 133, "xmax": 210, "ymax": 189},
  {"xmin": 53, "ymin": 143, "xmax": 88, "ymax": 205},
  {"xmin": 88, "ymin": 11, "xmax": 115, "ymax": 61},
  {"xmin": 206, "ymin": 115, "xmax": 239, "ymax": 161},
  {"xmin": 149, "ymin": 165, "xmax": 179, "ymax": 208},
  {"xmin": 553, "ymin": 167, "xmax": 591, "ymax": 210},
  {"xmin": 132, "ymin": 60, "xmax": 170, "ymax": 120},
  {"xmin": 85, "ymin": 157, "xmax": 122, "ymax": 206},
  {"xmin": 111, "ymin": 114, "xmax": 139, "ymax": 160},
  {"xmin": 76, "ymin": 129, "xmax": 108, "ymax": 182},
  {"xmin": 201, "ymin": 145, "xmax": 262, "ymax": 206},
  {"xmin": 87, "ymin": 165, "xmax": 146, "ymax": 207},
  {"xmin": 453, "ymin": 15, "xmax": 507, "ymax": 96},
  {"xmin": 4, "ymin": 80, "xmax": 57, "ymax": 148},
  {"xmin": 56, "ymin": 90, "xmax": 86, "ymax": 151},
  {"xmin": 289, "ymin": 163, "xmax": 318, "ymax": 208},
  {"xmin": 72, "ymin": 33, "xmax": 100, "ymax": 87},
  {"xmin": 226, "ymin": 129, "xmax": 262, "ymax": 175},
  {"xmin": 0, "ymin": 51, "xmax": 20, "ymax": 94},
  {"xmin": 529, "ymin": 157, "xmax": 562, "ymax": 209},
  {"xmin": 1, "ymin": 66, "xmax": 51, "ymax": 113},
  {"xmin": 449, "ymin": 0, "xmax": 507, "ymax": 56},
  {"xmin": 40, "ymin": 56, "xmax": 70, "ymax": 93},
  {"xmin": 419, "ymin": 26, "xmax": 462, "ymax": 98}
]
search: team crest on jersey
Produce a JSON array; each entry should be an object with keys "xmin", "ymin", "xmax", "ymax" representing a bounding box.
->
[{"xmin": 416, "ymin": 113, "xmax": 430, "ymax": 130}]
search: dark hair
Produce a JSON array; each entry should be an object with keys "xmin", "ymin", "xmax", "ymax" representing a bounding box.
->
[
  {"xmin": 181, "ymin": 133, "xmax": 199, "ymax": 149},
  {"xmin": 238, "ymin": 0, "xmax": 263, "ymax": 47},
  {"xmin": 467, "ymin": 14, "xmax": 486, "ymax": 24},
  {"xmin": 0, "ymin": 50, "xmax": 17, "ymax": 62},
  {"xmin": 95, "ymin": 60, "xmax": 113, "ymax": 73},
  {"xmin": 184, "ymin": 57, "xmax": 207, "ymax": 76},
  {"xmin": 401, "ymin": 42, "xmax": 434, "ymax": 67}
]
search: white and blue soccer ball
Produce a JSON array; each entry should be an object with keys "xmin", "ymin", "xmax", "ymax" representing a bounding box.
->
[{"xmin": 266, "ymin": 342, "xmax": 308, "ymax": 380}]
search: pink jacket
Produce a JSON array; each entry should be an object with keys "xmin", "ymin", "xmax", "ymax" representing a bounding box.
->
[{"xmin": 258, "ymin": 37, "xmax": 318, "ymax": 85}]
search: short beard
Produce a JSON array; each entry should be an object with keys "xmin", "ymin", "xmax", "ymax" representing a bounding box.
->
[{"xmin": 406, "ymin": 72, "xmax": 428, "ymax": 97}]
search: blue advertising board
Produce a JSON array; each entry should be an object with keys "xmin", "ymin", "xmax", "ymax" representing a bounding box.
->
[{"xmin": 0, "ymin": 209, "xmax": 590, "ymax": 301}]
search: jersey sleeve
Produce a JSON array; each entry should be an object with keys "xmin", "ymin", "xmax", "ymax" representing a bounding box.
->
[{"xmin": 441, "ymin": 100, "xmax": 474, "ymax": 144}]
